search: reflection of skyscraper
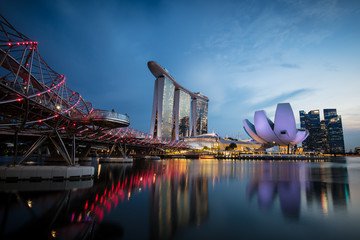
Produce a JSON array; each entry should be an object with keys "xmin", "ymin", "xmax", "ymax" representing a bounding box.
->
[
  {"xmin": 149, "ymin": 173, "xmax": 209, "ymax": 240},
  {"xmin": 331, "ymin": 166, "xmax": 350, "ymax": 209},
  {"xmin": 305, "ymin": 165, "xmax": 350, "ymax": 214},
  {"xmin": 190, "ymin": 177, "xmax": 209, "ymax": 225},
  {"xmin": 148, "ymin": 61, "xmax": 209, "ymax": 140}
]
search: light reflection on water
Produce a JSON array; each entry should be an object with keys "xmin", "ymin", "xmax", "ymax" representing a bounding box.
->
[{"xmin": 1, "ymin": 157, "xmax": 360, "ymax": 240}]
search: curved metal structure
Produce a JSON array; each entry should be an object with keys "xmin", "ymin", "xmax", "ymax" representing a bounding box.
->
[
  {"xmin": 243, "ymin": 103, "xmax": 309, "ymax": 147},
  {"xmin": 0, "ymin": 14, "xmax": 188, "ymax": 165},
  {"xmin": 0, "ymin": 14, "xmax": 92, "ymax": 133}
]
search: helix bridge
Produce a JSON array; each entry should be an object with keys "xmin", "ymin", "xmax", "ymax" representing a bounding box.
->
[{"xmin": 0, "ymin": 14, "xmax": 187, "ymax": 165}]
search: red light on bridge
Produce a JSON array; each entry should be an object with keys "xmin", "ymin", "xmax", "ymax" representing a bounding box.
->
[
  {"xmin": 8, "ymin": 43, "xmax": 11, "ymax": 46},
  {"xmin": 38, "ymin": 120, "xmax": 42, "ymax": 123},
  {"xmin": 17, "ymin": 98, "xmax": 22, "ymax": 102},
  {"xmin": 62, "ymin": 127, "xmax": 65, "ymax": 130}
]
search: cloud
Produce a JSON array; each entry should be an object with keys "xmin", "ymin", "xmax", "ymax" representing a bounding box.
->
[
  {"xmin": 250, "ymin": 88, "xmax": 314, "ymax": 110},
  {"xmin": 280, "ymin": 63, "xmax": 300, "ymax": 69}
]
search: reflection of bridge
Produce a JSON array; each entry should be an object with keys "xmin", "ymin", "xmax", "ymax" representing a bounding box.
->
[{"xmin": 0, "ymin": 14, "xmax": 187, "ymax": 166}]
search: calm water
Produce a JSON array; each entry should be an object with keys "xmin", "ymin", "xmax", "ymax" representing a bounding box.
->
[{"xmin": 1, "ymin": 157, "xmax": 360, "ymax": 240}]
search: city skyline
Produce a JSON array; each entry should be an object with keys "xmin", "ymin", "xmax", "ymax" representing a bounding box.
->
[{"xmin": 2, "ymin": 0, "xmax": 359, "ymax": 151}]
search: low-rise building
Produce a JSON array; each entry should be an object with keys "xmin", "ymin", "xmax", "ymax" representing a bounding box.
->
[{"xmin": 182, "ymin": 133, "xmax": 261, "ymax": 152}]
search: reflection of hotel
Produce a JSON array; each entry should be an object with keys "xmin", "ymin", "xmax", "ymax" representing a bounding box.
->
[
  {"xmin": 150, "ymin": 174, "xmax": 209, "ymax": 240},
  {"xmin": 148, "ymin": 61, "xmax": 209, "ymax": 140}
]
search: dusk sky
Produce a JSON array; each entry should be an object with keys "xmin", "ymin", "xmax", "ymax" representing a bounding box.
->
[{"xmin": 3, "ymin": 0, "xmax": 360, "ymax": 151}]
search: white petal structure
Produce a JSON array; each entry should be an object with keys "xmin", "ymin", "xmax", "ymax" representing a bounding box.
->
[{"xmin": 243, "ymin": 103, "xmax": 309, "ymax": 146}]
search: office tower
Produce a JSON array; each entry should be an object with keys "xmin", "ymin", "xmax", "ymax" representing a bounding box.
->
[
  {"xmin": 299, "ymin": 110, "xmax": 307, "ymax": 149},
  {"xmin": 324, "ymin": 109, "xmax": 337, "ymax": 126},
  {"xmin": 320, "ymin": 120, "xmax": 329, "ymax": 151},
  {"xmin": 326, "ymin": 114, "xmax": 345, "ymax": 154},
  {"xmin": 299, "ymin": 110, "xmax": 322, "ymax": 152},
  {"xmin": 299, "ymin": 108, "xmax": 345, "ymax": 153},
  {"xmin": 323, "ymin": 108, "xmax": 345, "ymax": 153},
  {"xmin": 148, "ymin": 61, "xmax": 209, "ymax": 140}
]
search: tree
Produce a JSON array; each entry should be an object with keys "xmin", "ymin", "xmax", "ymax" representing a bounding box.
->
[{"xmin": 225, "ymin": 143, "xmax": 237, "ymax": 151}]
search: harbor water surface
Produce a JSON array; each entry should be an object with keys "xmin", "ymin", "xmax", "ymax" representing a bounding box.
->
[{"xmin": 1, "ymin": 156, "xmax": 360, "ymax": 240}]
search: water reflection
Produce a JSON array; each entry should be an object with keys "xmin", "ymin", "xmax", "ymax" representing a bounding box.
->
[
  {"xmin": 149, "ymin": 169, "xmax": 209, "ymax": 240},
  {"xmin": 247, "ymin": 161, "xmax": 350, "ymax": 220},
  {"xmin": 247, "ymin": 163, "xmax": 302, "ymax": 219},
  {"xmin": 305, "ymin": 165, "xmax": 350, "ymax": 215},
  {"xmin": 0, "ymin": 158, "xmax": 357, "ymax": 240}
]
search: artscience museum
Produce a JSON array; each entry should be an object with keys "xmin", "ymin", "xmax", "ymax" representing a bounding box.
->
[{"xmin": 243, "ymin": 103, "xmax": 309, "ymax": 148}]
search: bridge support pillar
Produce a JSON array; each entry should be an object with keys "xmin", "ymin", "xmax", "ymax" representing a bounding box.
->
[
  {"xmin": 18, "ymin": 135, "xmax": 48, "ymax": 165},
  {"xmin": 72, "ymin": 134, "xmax": 76, "ymax": 165},
  {"xmin": 79, "ymin": 145, "xmax": 92, "ymax": 158},
  {"xmin": 49, "ymin": 131, "xmax": 73, "ymax": 166},
  {"xmin": 106, "ymin": 142, "xmax": 128, "ymax": 158},
  {"xmin": 13, "ymin": 130, "xmax": 18, "ymax": 165}
]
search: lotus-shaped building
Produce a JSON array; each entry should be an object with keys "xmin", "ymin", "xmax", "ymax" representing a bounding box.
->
[{"xmin": 243, "ymin": 103, "xmax": 309, "ymax": 146}]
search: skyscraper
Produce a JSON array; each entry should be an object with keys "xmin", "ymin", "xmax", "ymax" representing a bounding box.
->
[
  {"xmin": 148, "ymin": 61, "xmax": 209, "ymax": 140},
  {"xmin": 324, "ymin": 109, "xmax": 338, "ymax": 126},
  {"xmin": 324, "ymin": 109, "xmax": 345, "ymax": 154},
  {"xmin": 190, "ymin": 96, "xmax": 208, "ymax": 136},
  {"xmin": 299, "ymin": 108, "xmax": 345, "ymax": 153},
  {"xmin": 299, "ymin": 110, "xmax": 322, "ymax": 152}
]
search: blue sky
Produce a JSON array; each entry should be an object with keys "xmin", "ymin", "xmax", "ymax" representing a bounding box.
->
[{"xmin": 3, "ymin": 0, "xmax": 360, "ymax": 151}]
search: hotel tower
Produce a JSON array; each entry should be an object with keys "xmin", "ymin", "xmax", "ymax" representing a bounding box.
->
[{"xmin": 148, "ymin": 61, "xmax": 209, "ymax": 140}]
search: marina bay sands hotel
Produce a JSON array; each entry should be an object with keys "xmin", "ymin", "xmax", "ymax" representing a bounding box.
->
[{"xmin": 148, "ymin": 61, "xmax": 209, "ymax": 140}]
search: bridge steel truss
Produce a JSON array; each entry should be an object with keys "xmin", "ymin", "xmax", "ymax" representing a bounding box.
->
[{"xmin": 0, "ymin": 14, "xmax": 187, "ymax": 165}]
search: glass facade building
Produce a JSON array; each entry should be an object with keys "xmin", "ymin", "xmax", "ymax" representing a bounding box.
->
[
  {"xmin": 192, "ymin": 98, "xmax": 208, "ymax": 136},
  {"xmin": 161, "ymin": 77, "xmax": 175, "ymax": 138},
  {"xmin": 150, "ymin": 76, "xmax": 175, "ymax": 139},
  {"xmin": 300, "ymin": 110, "xmax": 322, "ymax": 152},
  {"xmin": 325, "ymin": 109, "xmax": 345, "ymax": 154},
  {"xmin": 299, "ymin": 108, "xmax": 345, "ymax": 153},
  {"xmin": 324, "ymin": 109, "xmax": 337, "ymax": 126},
  {"xmin": 149, "ymin": 61, "xmax": 209, "ymax": 140},
  {"xmin": 176, "ymin": 90, "xmax": 191, "ymax": 138}
]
